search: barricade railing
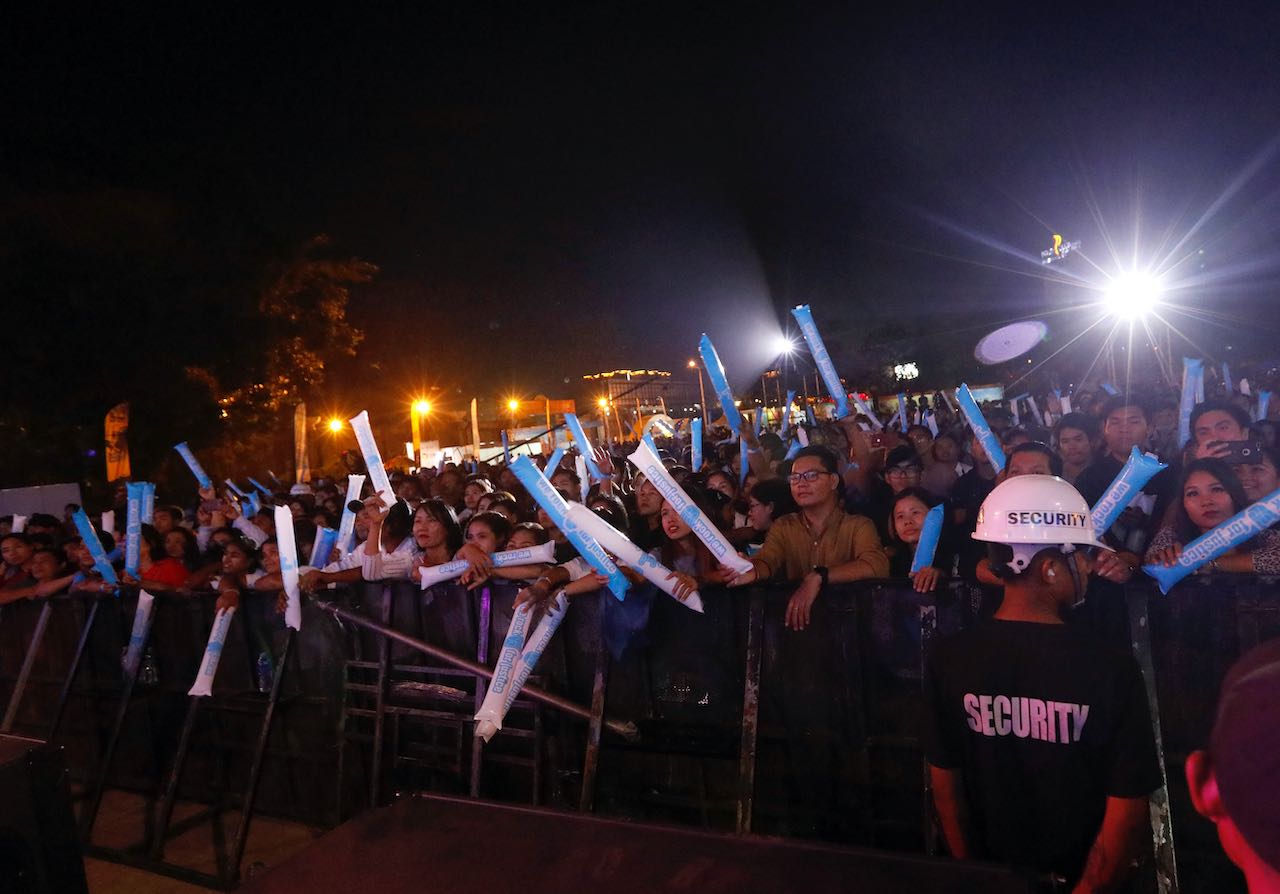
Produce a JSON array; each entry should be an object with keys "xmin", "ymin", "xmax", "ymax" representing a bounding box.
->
[{"xmin": 3, "ymin": 572, "xmax": 1277, "ymax": 891}]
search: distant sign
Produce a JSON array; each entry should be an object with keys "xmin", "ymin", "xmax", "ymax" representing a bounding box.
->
[{"xmin": 1040, "ymin": 234, "xmax": 1080, "ymax": 265}]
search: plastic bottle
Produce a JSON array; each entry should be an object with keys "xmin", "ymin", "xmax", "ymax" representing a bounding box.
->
[{"xmin": 256, "ymin": 651, "xmax": 274, "ymax": 693}]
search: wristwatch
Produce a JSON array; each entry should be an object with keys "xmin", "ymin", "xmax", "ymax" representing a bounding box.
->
[{"xmin": 813, "ymin": 565, "xmax": 829, "ymax": 588}]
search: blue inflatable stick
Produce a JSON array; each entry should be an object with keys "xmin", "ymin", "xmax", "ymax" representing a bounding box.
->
[
  {"xmin": 310, "ymin": 526, "xmax": 339, "ymax": 568},
  {"xmin": 691, "ymin": 418, "xmax": 703, "ymax": 471},
  {"xmin": 1178, "ymin": 358, "xmax": 1204, "ymax": 448},
  {"xmin": 73, "ymin": 509, "xmax": 118, "ymax": 585},
  {"xmin": 509, "ymin": 456, "xmax": 628, "ymax": 600},
  {"xmin": 140, "ymin": 482, "xmax": 155, "ymax": 524},
  {"xmin": 564, "ymin": 413, "xmax": 604, "ymax": 481},
  {"xmin": 542, "ymin": 446, "xmax": 566, "ymax": 480},
  {"xmin": 1089, "ymin": 447, "xmax": 1168, "ymax": 535},
  {"xmin": 174, "ymin": 442, "xmax": 211, "ymax": 489},
  {"xmin": 956, "ymin": 384, "xmax": 1006, "ymax": 473},
  {"xmin": 1143, "ymin": 487, "xmax": 1280, "ymax": 594},
  {"xmin": 910, "ymin": 504, "xmax": 945, "ymax": 574},
  {"xmin": 791, "ymin": 305, "xmax": 850, "ymax": 418},
  {"xmin": 781, "ymin": 390, "xmax": 796, "ymax": 434},
  {"xmin": 125, "ymin": 482, "xmax": 144, "ymax": 576},
  {"xmin": 698, "ymin": 334, "xmax": 742, "ymax": 432}
]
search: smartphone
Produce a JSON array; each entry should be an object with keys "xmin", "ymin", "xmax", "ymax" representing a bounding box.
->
[{"xmin": 1223, "ymin": 440, "xmax": 1267, "ymax": 464}]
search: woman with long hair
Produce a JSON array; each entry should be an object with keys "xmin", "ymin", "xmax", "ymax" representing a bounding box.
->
[{"xmin": 1145, "ymin": 458, "xmax": 1280, "ymax": 574}]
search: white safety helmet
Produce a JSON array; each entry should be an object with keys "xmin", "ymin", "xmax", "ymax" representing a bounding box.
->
[{"xmin": 973, "ymin": 474, "xmax": 1111, "ymax": 575}]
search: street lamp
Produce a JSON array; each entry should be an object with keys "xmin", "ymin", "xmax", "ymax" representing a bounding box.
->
[
  {"xmin": 689, "ymin": 359, "xmax": 708, "ymax": 426},
  {"xmin": 410, "ymin": 399, "xmax": 431, "ymax": 466},
  {"xmin": 507, "ymin": 398, "xmax": 520, "ymax": 443}
]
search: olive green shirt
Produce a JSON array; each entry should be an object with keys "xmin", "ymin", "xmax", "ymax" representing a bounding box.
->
[{"xmin": 750, "ymin": 507, "xmax": 889, "ymax": 582}]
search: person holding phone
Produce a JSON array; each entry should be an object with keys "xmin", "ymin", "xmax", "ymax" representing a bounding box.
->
[{"xmin": 1191, "ymin": 400, "xmax": 1255, "ymax": 461}]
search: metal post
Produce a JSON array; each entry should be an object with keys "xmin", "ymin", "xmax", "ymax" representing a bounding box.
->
[
  {"xmin": 312, "ymin": 599, "xmax": 637, "ymax": 739},
  {"xmin": 48, "ymin": 598, "xmax": 101, "ymax": 742},
  {"xmin": 149, "ymin": 698, "xmax": 201, "ymax": 860},
  {"xmin": 80, "ymin": 593, "xmax": 153, "ymax": 843},
  {"xmin": 370, "ymin": 585, "xmax": 392, "ymax": 807},
  {"xmin": 1126, "ymin": 587, "xmax": 1179, "ymax": 894},
  {"xmin": 579, "ymin": 599, "xmax": 611, "ymax": 813},
  {"xmin": 228, "ymin": 628, "xmax": 296, "ymax": 885},
  {"xmin": 1, "ymin": 600, "xmax": 53, "ymax": 732},
  {"xmin": 735, "ymin": 589, "xmax": 764, "ymax": 834},
  {"xmin": 469, "ymin": 586, "xmax": 491, "ymax": 797}
]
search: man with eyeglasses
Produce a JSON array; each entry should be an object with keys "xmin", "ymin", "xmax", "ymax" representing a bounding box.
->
[{"xmin": 730, "ymin": 446, "xmax": 887, "ymax": 630}]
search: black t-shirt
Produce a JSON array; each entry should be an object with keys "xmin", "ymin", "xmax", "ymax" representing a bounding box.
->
[
  {"xmin": 923, "ymin": 620, "xmax": 1162, "ymax": 883},
  {"xmin": 950, "ymin": 468, "xmax": 996, "ymax": 577}
]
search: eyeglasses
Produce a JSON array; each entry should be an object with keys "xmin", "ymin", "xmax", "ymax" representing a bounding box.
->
[
  {"xmin": 788, "ymin": 470, "xmax": 831, "ymax": 484},
  {"xmin": 885, "ymin": 466, "xmax": 921, "ymax": 478}
]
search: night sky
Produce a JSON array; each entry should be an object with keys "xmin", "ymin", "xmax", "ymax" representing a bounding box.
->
[{"xmin": 8, "ymin": 5, "xmax": 1280, "ymax": 403}]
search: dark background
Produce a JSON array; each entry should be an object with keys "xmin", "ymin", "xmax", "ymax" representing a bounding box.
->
[{"xmin": 4, "ymin": 4, "xmax": 1280, "ymax": 486}]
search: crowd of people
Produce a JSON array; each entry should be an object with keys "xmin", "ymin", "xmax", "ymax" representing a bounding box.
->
[{"xmin": 2, "ymin": 373, "xmax": 1278, "ymax": 891}]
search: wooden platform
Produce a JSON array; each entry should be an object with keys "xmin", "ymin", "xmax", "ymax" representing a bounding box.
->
[{"xmin": 240, "ymin": 794, "xmax": 1046, "ymax": 893}]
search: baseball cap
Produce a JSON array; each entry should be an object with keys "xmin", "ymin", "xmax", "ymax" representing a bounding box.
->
[{"xmin": 1211, "ymin": 638, "xmax": 1280, "ymax": 870}]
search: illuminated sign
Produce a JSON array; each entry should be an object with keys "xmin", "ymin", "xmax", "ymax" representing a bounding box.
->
[{"xmin": 1041, "ymin": 233, "xmax": 1080, "ymax": 265}]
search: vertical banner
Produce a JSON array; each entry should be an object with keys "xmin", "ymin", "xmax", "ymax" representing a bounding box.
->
[
  {"xmin": 336, "ymin": 474, "xmax": 366, "ymax": 555},
  {"xmin": 791, "ymin": 304, "xmax": 850, "ymax": 418},
  {"xmin": 294, "ymin": 403, "xmax": 310, "ymax": 485},
  {"xmin": 104, "ymin": 402, "xmax": 131, "ymax": 482},
  {"xmin": 698, "ymin": 334, "xmax": 742, "ymax": 431},
  {"xmin": 125, "ymin": 482, "xmax": 144, "ymax": 577},
  {"xmin": 274, "ymin": 505, "xmax": 302, "ymax": 630},
  {"xmin": 691, "ymin": 418, "xmax": 703, "ymax": 471},
  {"xmin": 470, "ymin": 398, "xmax": 482, "ymax": 462},
  {"xmin": 1178, "ymin": 358, "xmax": 1204, "ymax": 448}
]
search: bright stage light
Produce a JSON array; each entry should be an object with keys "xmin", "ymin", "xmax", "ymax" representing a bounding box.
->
[
  {"xmin": 772, "ymin": 335, "xmax": 796, "ymax": 355},
  {"xmin": 328, "ymin": 418, "xmax": 344, "ymax": 433},
  {"xmin": 1104, "ymin": 273, "xmax": 1163, "ymax": 321},
  {"xmin": 413, "ymin": 400, "xmax": 431, "ymax": 415}
]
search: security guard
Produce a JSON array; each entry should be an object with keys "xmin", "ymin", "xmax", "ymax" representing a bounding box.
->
[{"xmin": 924, "ymin": 475, "xmax": 1162, "ymax": 890}]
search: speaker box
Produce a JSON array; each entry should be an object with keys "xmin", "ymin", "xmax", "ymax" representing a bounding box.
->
[{"xmin": 0, "ymin": 734, "xmax": 88, "ymax": 894}]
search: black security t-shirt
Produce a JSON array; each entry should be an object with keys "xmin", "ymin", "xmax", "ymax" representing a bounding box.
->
[{"xmin": 923, "ymin": 620, "xmax": 1161, "ymax": 882}]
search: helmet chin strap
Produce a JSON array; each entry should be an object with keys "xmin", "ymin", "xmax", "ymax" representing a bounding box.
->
[{"xmin": 1062, "ymin": 545, "xmax": 1087, "ymax": 607}]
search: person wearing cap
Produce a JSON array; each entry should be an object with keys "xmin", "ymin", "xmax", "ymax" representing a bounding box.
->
[
  {"xmin": 924, "ymin": 474, "xmax": 1162, "ymax": 890},
  {"xmin": 1185, "ymin": 639, "xmax": 1280, "ymax": 892}
]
